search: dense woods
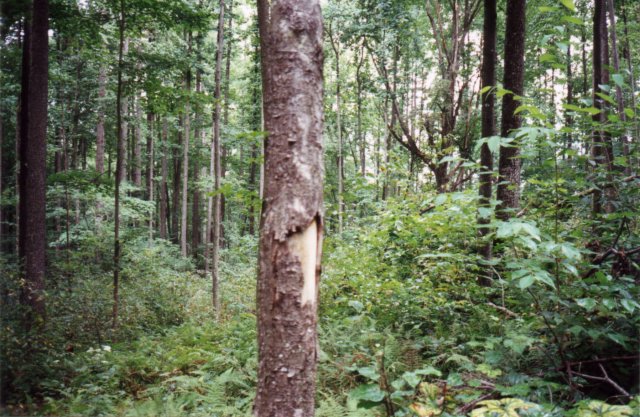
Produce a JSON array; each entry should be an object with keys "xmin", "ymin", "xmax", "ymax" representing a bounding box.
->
[{"xmin": 0, "ymin": 0, "xmax": 639, "ymax": 416}]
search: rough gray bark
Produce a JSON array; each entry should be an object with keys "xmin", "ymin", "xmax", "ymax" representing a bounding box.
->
[
  {"xmin": 19, "ymin": 0, "xmax": 49, "ymax": 323},
  {"xmin": 496, "ymin": 0, "xmax": 526, "ymax": 220},
  {"xmin": 255, "ymin": 0, "xmax": 324, "ymax": 415},
  {"xmin": 478, "ymin": 0, "xmax": 496, "ymax": 286}
]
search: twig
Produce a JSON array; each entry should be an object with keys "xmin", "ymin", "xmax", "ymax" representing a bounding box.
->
[
  {"xmin": 571, "ymin": 365, "xmax": 630, "ymax": 397},
  {"xmin": 456, "ymin": 392, "xmax": 497, "ymax": 414},
  {"xmin": 486, "ymin": 302, "xmax": 517, "ymax": 318}
]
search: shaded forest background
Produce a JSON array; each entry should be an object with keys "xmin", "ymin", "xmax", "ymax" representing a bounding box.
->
[{"xmin": 0, "ymin": 0, "xmax": 639, "ymax": 415}]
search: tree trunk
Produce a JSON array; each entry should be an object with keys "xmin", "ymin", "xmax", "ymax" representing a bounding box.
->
[
  {"xmin": 207, "ymin": 0, "xmax": 225, "ymax": 314},
  {"xmin": 329, "ymin": 26, "xmax": 343, "ymax": 234},
  {"xmin": 119, "ymin": 38, "xmax": 129, "ymax": 183},
  {"xmin": 96, "ymin": 66, "xmax": 106, "ymax": 174},
  {"xmin": 591, "ymin": 0, "xmax": 615, "ymax": 215},
  {"xmin": 606, "ymin": 0, "xmax": 629, "ymax": 173},
  {"xmin": 19, "ymin": 0, "xmax": 49, "ymax": 324},
  {"xmin": 133, "ymin": 95, "xmax": 142, "ymax": 187},
  {"xmin": 181, "ymin": 34, "xmax": 192, "ymax": 257},
  {"xmin": 192, "ymin": 71, "xmax": 202, "ymax": 257},
  {"xmin": 255, "ymin": 0, "xmax": 324, "ymax": 415},
  {"xmin": 159, "ymin": 117, "xmax": 168, "ymax": 239},
  {"xmin": 478, "ymin": 0, "xmax": 496, "ymax": 285},
  {"xmin": 113, "ymin": 0, "xmax": 125, "ymax": 330},
  {"xmin": 172, "ymin": 126, "xmax": 181, "ymax": 243},
  {"xmin": 496, "ymin": 0, "xmax": 526, "ymax": 220},
  {"xmin": 146, "ymin": 112, "xmax": 154, "ymax": 240}
]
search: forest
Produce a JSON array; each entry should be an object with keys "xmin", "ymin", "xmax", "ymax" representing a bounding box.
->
[{"xmin": 0, "ymin": 0, "xmax": 639, "ymax": 415}]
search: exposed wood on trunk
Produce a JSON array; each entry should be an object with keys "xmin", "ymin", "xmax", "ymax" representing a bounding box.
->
[{"xmin": 255, "ymin": 0, "xmax": 324, "ymax": 415}]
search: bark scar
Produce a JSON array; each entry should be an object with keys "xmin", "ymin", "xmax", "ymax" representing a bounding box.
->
[{"xmin": 288, "ymin": 218, "xmax": 319, "ymax": 306}]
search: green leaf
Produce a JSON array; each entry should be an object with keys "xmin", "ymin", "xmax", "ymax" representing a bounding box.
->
[
  {"xmin": 349, "ymin": 384, "xmax": 386, "ymax": 403},
  {"xmin": 357, "ymin": 366, "xmax": 380, "ymax": 381},
  {"xmin": 624, "ymin": 108, "xmax": 635, "ymax": 118},
  {"xmin": 595, "ymin": 92, "xmax": 616, "ymax": 106},
  {"xmin": 620, "ymin": 299, "xmax": 636, "ymax": 313},
  {"xmin": 561, "ymin": 15, "xmax": 583, "ymax": 25},
  {"xmin": 403, "ymin": 371, "xmax": 422, "ymax": 388},
  {"xmin": 518, "ymin": 275, "xmax": 535, "ymax": 290},
  {"xmin": 576, "ymin": 298, "xmax": 597, "ymax": 311},
  {"xmin": 560, "ymin": 0, "xmax": 576, "ymax": 12},
  {"xmin": 612, "ymin": 73, "xmax": 625, "ymax": 87},
  {"xmin": 479, "ymin": 85, "xmax": 492, "ymax": 95}
]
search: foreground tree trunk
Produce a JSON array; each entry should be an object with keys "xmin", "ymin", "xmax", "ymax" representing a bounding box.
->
[
  {"xmin": 19, "ymin": 0, "xmax": 49, "ymax": 323},
  {"xmin": 255, "ymin": 0, "xmax": 324, "ymax": 415},
  {"xmin": 478, "ymin": 0, "xmax": 496, "ymax": 285},
  {"xmin": 496, "ymin": 0, "xmax": 526, "ymax": 220}
]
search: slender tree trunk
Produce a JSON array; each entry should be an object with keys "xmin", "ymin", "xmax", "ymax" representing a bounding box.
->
[
  {"xmin": 112, "ymin": 0, "xmax": 125, "ymax": 330},
  {"xmin": 159, "ymin": 118, "xmax": 168, "ymax": 239},
  {"xmin": 19, "ymin": 0, "xmax": 49, "ymax": 324},
  {"xmin": 591, "ymin": 0, "xmax": 615, "ymax": 215},
  {"xmin": 496, "ymin": 0, "xmax": 526, "ymax": 220},
  {"xmin": 356, "ymin": 42, "xmax": 365, "ymax": 176},
  {"xmin": 606, "ymin": 0, "xmax": 629, "ymax": 173},
  {"xmin": 96, "ymin": 66, "xmax": 106, "ymax": 174},
  {"xmin": 192, "ymin": 71, "xmax": 202, "ymax": 258},
  {"xmin": 119, "ymin": 39, "xmax": 129, "ymax": 183},
  {"xmin": 478, "ymin": 0, "xmax": 496, "ymax": 285},
  {"xmin": 207, "ymin": 0, "xmax": 225, "ymax": 314},
  {"xmin": 133, "ymin": 95, "xmax": 142, "ymax": 187},
  {"xmin": 255, "ymin": 0, "xmax": 324, "ymax": 415},
  {"xmin": 181, "ymin": 34, "xmax": 192, "ymax": 257},
  {"xmin": 621, "ymin": 0, "xmax": 638, "ymax": 152},
  {"xmin": 146, "ymin": 112, "xmax": 154, "ymax": 240},
  {"xmin": 172, "ymin": 126, "xmax": 181, "ymax": 243},
  {"xmin": 565, "ymin": 42, "xmax": 573, "ymax": 157},
  {"xmin": 329, "ymin": 26, "xmax": 343, "ymax": 234}
]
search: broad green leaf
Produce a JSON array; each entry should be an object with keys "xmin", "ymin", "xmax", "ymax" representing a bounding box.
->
[
  {"xmin": 357, "ymin": 366, "xmax": 380, "ymax": 381},
  {"xmin": 349, "ymin": 384, "xmax": 386, "ymax": 403},
  {"xmin": 576, "ymin": 298, "xmax": 597, "ymax": 311},
  {"xmin": 595, "ymin": 92, "xmax": 616, "ymax": 106},
  {"xmin": 518, "ymin": 275, "xmax": 535, "ymax": 290},
  {"xmin": 620, "ymin": 299, "xmax": 636, "ymax": 313},
  {"xmin": 612, "ymin": 73, "xmax": 625, "ymax": 87}
]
